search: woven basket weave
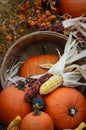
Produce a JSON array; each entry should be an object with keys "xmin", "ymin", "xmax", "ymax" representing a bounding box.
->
[{"xmin": 0, "ymin": 31, "xmax": 67, "ymax": 89}]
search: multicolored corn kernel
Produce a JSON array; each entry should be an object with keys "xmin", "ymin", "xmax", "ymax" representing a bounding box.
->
[{"xmin": 25, "ymin": 73, "xmax": 53, "ymax": 102}]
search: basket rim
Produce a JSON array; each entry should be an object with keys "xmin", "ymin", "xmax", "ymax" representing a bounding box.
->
[
  {"xmin": 0, "ymin": 31, "xmax": 67, "ymax": 70},
  {"xmin": 0, "ymin": 31, "xmax": 68, "ymax": 88}
]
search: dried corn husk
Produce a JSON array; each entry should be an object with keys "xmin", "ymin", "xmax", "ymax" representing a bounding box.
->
[
  {"xmin": 48, "ymin": 33, "xmax": 86, "ymax": 88},
  {"xmin": 3, "ymin": 62, "xmax": 24, "ymax": 87},
  {"xmin": 62, "ymin": 16, "xmax": 86, "ymax": 28},
  {"xmin": 5, "ymin": 33, "xmax": 86, "ymax": 94},
  {"xmin": 62, "ymin": 15, "xmax": 86, "ymax": 43},
  {"xmin": 39, "ymin": 33, "xmax": 86, "ymax": 94}
]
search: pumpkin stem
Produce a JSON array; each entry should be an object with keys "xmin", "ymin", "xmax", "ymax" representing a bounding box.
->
[
  {"xmin": 68, "ymin": 107, "xmax": 78, "ymax": 117},
  {"xmin": 40, "ymin": 44, "xmax": 48, "ymax": 54},
  {"xmin": 33, "ymin": 104, "xmax": 41, "ymax": 116},
  {"xmin": 31, "ymin": 97, "xmax": 45, "ymax": 116},
  {"xmin": 16, "ymin": 81, "xmax": 26, "ymax": 91}
]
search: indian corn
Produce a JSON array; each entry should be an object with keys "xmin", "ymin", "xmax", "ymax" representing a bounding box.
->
[
  {"xmin": 25, "ymin": 73, "xmax": 53, "ymax": 102},
  {"xmin": 40, "ymin": 73, "xmax": 63, "ymax": 95}
]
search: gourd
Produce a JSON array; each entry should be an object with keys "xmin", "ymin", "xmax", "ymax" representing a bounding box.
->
[
  {"xmin": 0, "ymin": 84, "xmax": 32, "ymax": 125},
  {"xmin": 44, "ymin": 87, "xmax": 86, "ymax": 129},
  {"xmin": 20, "ymin": 54, "xmax": 59, "ymax": 77},
  {"xmin": 7, "ymin": 116, "xmax": 22, "ymax": 130}
]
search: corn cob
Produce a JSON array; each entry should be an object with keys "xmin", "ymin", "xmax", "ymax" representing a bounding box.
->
[
  {"xmin": 25, "ymin": 73, "xmax": 53, "ymax": 102},
  {"xmin": 7, "ymin": 116, "xmax": 22, "ymax": 130},
  {"xmin": 40, "ymin": 73, "xmax": 63, "ymax": 95}
]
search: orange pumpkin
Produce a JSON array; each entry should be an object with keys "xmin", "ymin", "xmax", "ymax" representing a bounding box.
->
[
  {"xmin": 44, "ymin": 87, "xmax": 86, "ymax": 129},
  {"xmin": 60, "ymin": 0, "xmax": 86, "ymax": 17},
  {"xmin": 0, "ymin": 85, "xmax": 32, "ymax": 125},
  {"xmin": 20, "ymin": 54, "xmax": 59, "ymax": 77},
  {"xmin": 20, "ymin": 111, "xmax": 54, "ymax": 130}
]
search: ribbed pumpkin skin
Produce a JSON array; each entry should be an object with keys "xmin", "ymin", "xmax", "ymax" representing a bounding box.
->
[
  {"xmin": 20, "ymin": 111, "xmax": 54, "ymax": 130},
  {"xmin": 44, "ymin": 87, "xmax": 86, "ymax": 129},
  {"xmin": 20, "ymin": 54, "xmax": 59, "ymax": 77},
  {"xmin": 60, "ymin": 0, "xmax": 86, "ymax": 17},
  {"xmin": 0, "ymin": 85, "xmax": 32, "ymax": 125}
]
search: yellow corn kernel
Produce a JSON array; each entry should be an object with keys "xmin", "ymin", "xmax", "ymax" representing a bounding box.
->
[{"xmin": 39, "ymin": 73, "xmax": 63, "ymax": 95}]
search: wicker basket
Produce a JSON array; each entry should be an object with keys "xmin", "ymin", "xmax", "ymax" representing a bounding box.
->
[{"xmin": 0, "ymin": 31, "xmax": 67, "ymax": 89}]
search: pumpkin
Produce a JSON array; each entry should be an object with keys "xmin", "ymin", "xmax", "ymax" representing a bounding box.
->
[
  {"xmin": 20, "ymin": 111, "xmax": 54, "ymax": 130},
  {"xmin": 44, "ymin": 87, "xmax": 86, "ymax": 129},
  {"xmin": 20, "ymin": 54, "xmax": 59, "ymax": 77},
  {"xmin": 0, "ymin": 85, "xmax": 32, "ymax": 125},
  {"xmin": 60, "ymin": 0, "xmax": 86, "ymax": 17}
]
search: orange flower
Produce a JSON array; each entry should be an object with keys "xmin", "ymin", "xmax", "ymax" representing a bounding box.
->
[
  {"xmin": 45, "ymin": 10, "xmax": 51, "ymax": 16},
  {"xmin": 25, "ymin": 1, "xmax": 30, "ymax": 9},
  {"xmin": 9, "ymin": 20, "xmax": 16, "ymax": 24},
  {"xmin": 28, "ymin": 20, "xmax": 36, "ymax": 26},
  {"xmin": 18, "ymin": 5, "xmax": 25, "ymax": 12},
  {"xmin": 18, "ymin": 14, "xmax": 25, "ymax": 21},
  {"xmin": 6, "ymin": 34, "xmax": 13, "ymax": 41}
]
